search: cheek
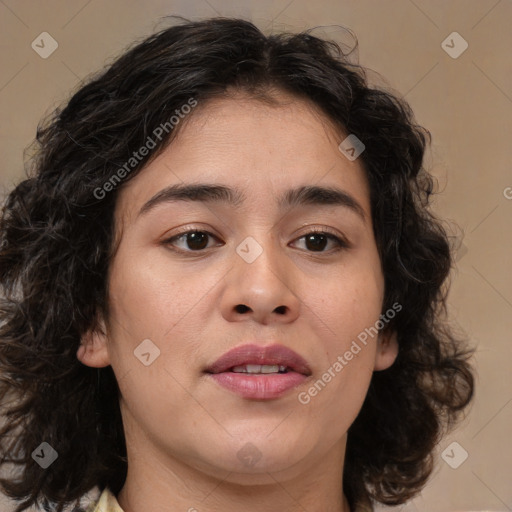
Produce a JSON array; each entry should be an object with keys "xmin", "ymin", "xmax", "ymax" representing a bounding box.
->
[
  {"xmin": 306, "ymin": 259, "xmax": 384, "ymax": 349},
  {"xmin": 296, "ymin": 257, "xmax": 383, "ymax": 409},
  {"xmin": 105, "ymin": 249, "xmax": 210, "ymax": 426},
  {"xmin": 103, "ymin": 251, "xmax": 212, "ymax": 389},
  {"xmin": 107, "ymin": 245, "xmax": 222, "ymax": 339},
  {"xmin": 297, "ymin": 273, "xmax": 381, "ymax": 433}
]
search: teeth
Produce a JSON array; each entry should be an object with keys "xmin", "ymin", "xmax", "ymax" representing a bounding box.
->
[{"xmin": 231, "ymin": 364, "xmax": 288, "ymax": 374}]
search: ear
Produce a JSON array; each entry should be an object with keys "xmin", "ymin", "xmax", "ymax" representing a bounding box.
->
[
  {"xmin": 374, "ymin": 328, "xmax": 398, "ymax": 371},
  {"xmin": 76, "ymin": 315, "xmax": 111, "ymax": 368}
]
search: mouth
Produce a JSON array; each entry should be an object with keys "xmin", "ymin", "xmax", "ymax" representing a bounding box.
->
[
  {"xmin": 204, "ymin": 343, "xmax": 312, "ymax": 376},
  {"xmin": 204, "ymin": 343, "xmax": 312, "ymax": 400}
]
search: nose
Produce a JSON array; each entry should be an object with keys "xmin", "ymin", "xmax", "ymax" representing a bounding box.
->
[{"xmin": 219, "ymin": 236, "xmax": 301, "ymax": 325}]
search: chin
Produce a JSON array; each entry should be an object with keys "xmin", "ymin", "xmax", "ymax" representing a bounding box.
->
[{"xmin": 196, "ymin": 442, "xmax": 314, "ymax": 480}]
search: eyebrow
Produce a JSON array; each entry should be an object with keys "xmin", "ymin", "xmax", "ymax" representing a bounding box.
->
[{"xmin": 138, "ymin": 183, "xmax": 366, "ymax": 223}]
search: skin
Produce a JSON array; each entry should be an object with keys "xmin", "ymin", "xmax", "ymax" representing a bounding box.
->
[{"xmin": 77, "ymin": 91, "xmax": 398, "ymax": 512}]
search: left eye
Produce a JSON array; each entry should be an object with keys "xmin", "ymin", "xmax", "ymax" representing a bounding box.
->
[
  {"xmin": 163, "ymin": 229, "xmax": 347, "ymax": 253},
  {"xmin": 292, "ymin": 231, "xmax": 347, "ymax": 252}
]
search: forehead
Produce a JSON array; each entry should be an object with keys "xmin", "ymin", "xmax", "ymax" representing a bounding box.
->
[
  {"xmin": 115, "ymin": 92, "xmax": 371, "ymax": 225},
  {"xmin": 177, "ymin": 91, "xmax": 345, "ymax": 161}
]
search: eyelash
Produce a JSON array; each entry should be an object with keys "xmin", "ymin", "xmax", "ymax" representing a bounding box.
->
[{"xmin": 162, "ymin": 227, "xmax": 349, "ymax": 255}]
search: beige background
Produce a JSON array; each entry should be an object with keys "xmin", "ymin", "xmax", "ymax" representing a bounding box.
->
[{"xmin": 1, "ymin": 1, "xmax": 511, "ymax": 511}]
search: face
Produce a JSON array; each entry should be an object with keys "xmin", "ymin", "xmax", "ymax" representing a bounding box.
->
[{"xmin": 78, "ymin": 92, "xmax": 398, "ymax": 484}]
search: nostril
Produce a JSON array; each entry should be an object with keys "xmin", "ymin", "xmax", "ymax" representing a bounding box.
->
[
  {"xmin": 274, "ymin": 305, "xmax": 286, "ymax": 314},
  {"xmin": 235, "ymin": 304, "xmax": 250, "ymax": 313}
]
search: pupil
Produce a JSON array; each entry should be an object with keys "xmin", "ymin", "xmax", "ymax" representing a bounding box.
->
[
  {"xmin": 187, "ymin": 232, "xmax": 208, "ymax": 250},
  {"xmin": 306, "ymin": 234, "xmax": 327, "ymax": 252}
]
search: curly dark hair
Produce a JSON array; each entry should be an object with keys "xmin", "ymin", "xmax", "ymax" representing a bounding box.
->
[{"xmin": 0, "ymin": 16, "xmax": 474, "ymax": 512}]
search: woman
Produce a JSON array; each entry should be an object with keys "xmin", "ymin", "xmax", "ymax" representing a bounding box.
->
[{"xmin": 0, "ymin": 16, "xmax": 474, "ymax": 512}]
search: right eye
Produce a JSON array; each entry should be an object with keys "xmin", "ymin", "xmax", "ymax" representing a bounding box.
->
[{"xmin": 162, "ymin": 229, "xmax": 223, "ymax": 253}]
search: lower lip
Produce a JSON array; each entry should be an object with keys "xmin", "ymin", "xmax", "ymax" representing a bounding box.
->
[{"xmin": 207, "ymin": 371, "xmax": 308, "ymax": 400}]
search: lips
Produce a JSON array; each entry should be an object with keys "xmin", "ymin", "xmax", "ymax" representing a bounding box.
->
[
  {"xmin": 204, "ymin": 343, "xmax": 312, "ymax": 376},
  {"xmin": 204, "ymin": 343, "xmax": 312, "ymax": 400}
]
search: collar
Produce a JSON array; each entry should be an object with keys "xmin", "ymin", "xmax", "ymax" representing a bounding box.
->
[{"xmin": 88, "ymin": 486, "xmax": 124, "ymax": 512}]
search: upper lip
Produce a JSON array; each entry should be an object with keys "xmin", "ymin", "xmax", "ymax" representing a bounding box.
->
[{"xmin": 205, "ymin": 343, "xmax": 312, "ymax": 376}]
